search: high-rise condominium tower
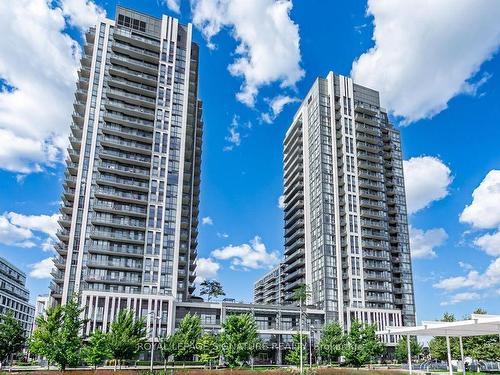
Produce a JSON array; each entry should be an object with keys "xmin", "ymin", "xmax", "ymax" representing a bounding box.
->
[
  {"xmin": 51, "ymin": 7, "xmax": 202, "ymax": 335},
  {"xmin": 255, "ymin": 72, "xmax": 415, "ymax": 334}
]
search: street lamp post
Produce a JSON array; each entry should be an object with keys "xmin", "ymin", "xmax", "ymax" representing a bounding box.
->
[
  {"xmin": 309, "ymin": 326, "xmax": 315, "ymax": 368},
  {"xmin": 148, "ymin": 312, "xmax": 161, "ymax": 372}
]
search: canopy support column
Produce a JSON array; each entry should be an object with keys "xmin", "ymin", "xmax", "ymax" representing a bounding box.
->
[
  {"xmin": 459, "ymin": 336, "xmax": 465, "ymax": 375},
  {"xmin": 406, "ymin": 334, "xmax": 412, "ymax": 374},
  {"xmin": 446, "ymin": 335, "xmax": 453, "ymax": 375}
]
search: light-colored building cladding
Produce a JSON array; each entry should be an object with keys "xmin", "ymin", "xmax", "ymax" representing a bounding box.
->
[
  {"xmin": 254, "ymin": 263, "xmax": 285, "ymax": 305},
  {"xmin": 0, "ymin": 257, "xmax": 35, "ymax": 333},
  {"xmin": 255, "ymin": 72, "xmax": 415, "ymax": 334},
  {"xmin": 51, "ymin": 7, "xmax": 202, "ymax": 335}
]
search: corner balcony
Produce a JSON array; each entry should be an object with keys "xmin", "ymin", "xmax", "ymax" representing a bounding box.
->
[
  {"xmin": 69, "ymin": 136, "xmax": 82, "ymax": 151},
  {"xmin": 56, "ymin": 229, "xmax": 70, "ymax": 242}
]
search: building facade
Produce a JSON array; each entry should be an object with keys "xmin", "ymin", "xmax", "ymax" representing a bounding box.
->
[
  {"xmin": 255, "ymin": 72, "xmax": 415, "ymax": 338},
  {"xmin": 254, "ymin": 263, "xmax": 285, "ymax": 305},
  {"xmin": 51, "ymin": 6, "xmax": 202, "ymax": 335},
  {"xmin": 0, "ymin": 257, "xmax": 35, "ymax": 334}
]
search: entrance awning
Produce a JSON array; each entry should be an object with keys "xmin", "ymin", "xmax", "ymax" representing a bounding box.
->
[{"xmin": 376, "ymin": 314, "xmax": 500, "ymax": 375}]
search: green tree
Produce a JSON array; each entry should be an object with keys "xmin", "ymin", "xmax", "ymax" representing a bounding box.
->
[
  {"xmin": 106, "ymin": 310, "xmax": 146, "ymax": 369},
  {"xmin": 30, "ymin": 305, "xmax": 62, "ymax": 368},
  {"xmin": 175, "ymin": 313, "xmax": 203, "ymax": 360},
  {"xmin": 199, "ymin": 280, "xmax": 226, "ymax": 301},
  {"xmin": 52, "ymin": 297, "xmax": 84, "ymax": 370},
  {"xmin": 395, "ymin": 336, "xmax": 422, "ymax": 363},
  {"xmin": 292, "ymin": 284, "xmax": 311, "ymax": 306},
  {"xmin": 463, "ymin": 308, "xmax": 500, "ymax": 361},
  {"xmin": 30, "ymin": 297, "xmax": 84, "ymax": 371},
  {"xmin": 82, "ymin": 330, "xmax": 110, "ymax": 369},
  {"xmin": 429, "ymin": 313, "xmax": 459, "ymax": 360},
  {"xmin": 343, "ymin": 320, "xmax": 384, "ymax": 368},
  {"xmin": 285, "ymin": 333, "xmax": 308, "ymax": 366},
  {"xmin": 318, "ymin": 322, "xmax": 345, "ymax": 364},
  {"xmin": 0, "ymin": 311, "xmax": 26, "ymax": 367},
  {"xmin": 219, "ymin": 314, "xmax": 260, "ymax": 368},
  {"xmin": 160, "ymin": 333, "xmax": 179, "ymax": 365},
  {"xmin": 198, "ymin": 333, "xmax": 219, "ymax": 367}
]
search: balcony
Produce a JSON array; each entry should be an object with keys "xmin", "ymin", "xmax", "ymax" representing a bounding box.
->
[
  {"xmin": 95, "ymin": 173, "xmax": 149, "ymax": 192},
  {"xmin": 112, "ymin": 41, "xmax": 159, "ymax": 63},
  {"xmin": 100, "ymin": 124, "xmax": 153, "ymax": 144},
  {"xmin": 103, "ymin": 112, "xmax": 154, "ymax": 131},
  {"xmin": 93, "ymin": 200, "xmax": 147, "ymax": 217},
  {"xmin": 56, "ymin": 229, "xmax": 70, "ymax": 242},
  {"xmin": 111, "ymin": 54, "xmax": 158, "ymax": 76},
  {"xmin": 88, "ymin": 229, "xmax": 145, "ymax": 244},
  {"xmin": 284, "ymin": 238, "xmax": 305, "ymax": 256},
  {"xmin": 107, "ymin": 88, "xmax": 156, "ymax": 109},
  {"xmin": 109, "ymin": 65, "xmax": 158, "ymax": 87},
  {"xmin": 69, "ymin": 136, "xmax": 81, "ymax": 150},
  {"xmin": 105, "ymin": 99, "xmax": 155, "ymax": 121},
  {"xmin": 90, "ymin": 216, "xmax": 146, "ymax": 230},
  {"xmin": 87, "ymin": 260, "xmax": 143, "ymax": 272},
  {"xmin": 113, "ymin": 28, "xmax": 161, "ymax": 51},
  {"xmin": 84, "ymin": 274, "xmax": 142, "ymax": 286},
  {"xmin": 87, "ymin": 244, "xmax": 144, "ymax": 258},
  {"xmin": 100, "ymin": 150, "xmax": 150, "ymax": 170},
  {"xmin": 94, "ymin": 186, "xmax": 148, "ymax": 204},
  {"xmin": 96, "ymin": 161, "xmax": 150, "ymax": 180}
]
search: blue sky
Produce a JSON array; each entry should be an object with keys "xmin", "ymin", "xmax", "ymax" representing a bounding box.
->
[{"xmin": 1, "ymin": 0, "xmax": 500, "ymax": 322}]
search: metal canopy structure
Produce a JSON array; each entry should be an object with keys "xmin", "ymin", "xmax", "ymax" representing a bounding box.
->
[{"xmin": 376, "ymin": 314, "xmax": 500, "ymax": 375}]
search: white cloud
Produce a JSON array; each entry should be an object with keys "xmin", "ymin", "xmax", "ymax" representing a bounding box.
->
[
  {"xmin": 211, "ymin": 235, "xmax": 279, "ymax": 270},
  {"xmin": 460, "ymin": 170, "xmax": 500, "ymax": 229},
  {"xmin": 0, "ymin": 0, "xmax": 103, "ymax": 173},
  {"xmin": 58, "ymin": 0, "xmax": 105, "ymax": 30},
  {"xmin": 223, "ymin": 115, "xmax": 243, "ymax": 151},
  {"xmin": 440, "ymin": 292, "xmax": 481, "ymax": 306},
  {"xmin": 409, "ymin": 225, "xmax": 448, "ymax": 259},
  {"xmin": 165, "ymin": 0, "xmax": 181, "ymax": 13},
  {"xmin": 217, "ymin": 232, "xmax": 229, "ymax": 239},
  {"xmin": 202, "ymin": 216, "xmax": 214, "ymax": 225},
  {"xmin": 29, "ymin": 257, "xmax": 54, "ymax": 279},
  {"xmin": 403, "ymin": 156, "xmax": 452, "ymax": 214},
  {"xmin": 195, "ymin": 257, "xmax": 220, "ymax": 282},
  {"xmin": 459, "ymin": 261, "xmax": 474, "ymax": 271},
  {"xmin": 191, "ymin": 0, "xmax": 304, "ymax": 106},
  {"xmin": 434, "ymin": 257, "xmax": 500, "ymax": 291},
  {"xmin": 0, "ymin": 216, "xmax": 35, "ymax": 248},
  {"xmin": 6, "ymin": 212, "xmax": 60, "ymax": 239},
  {"xmin": 261, "ymin": 95, "xmax": 300, "ymax": 124},
  {"xmin": 0, "ymin": 211, "xmax": 59, "ymax": 249},
  {"xmin": 474, "ymin": 231, "xmax": 500, "ymax": 257},
  {"xmin": 351, "ymin": 0, "xmax": 500, "ymax": 123},
  {"xmin": 277, "ymin": 195, "xmax": 285, "ymax": 209}
]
